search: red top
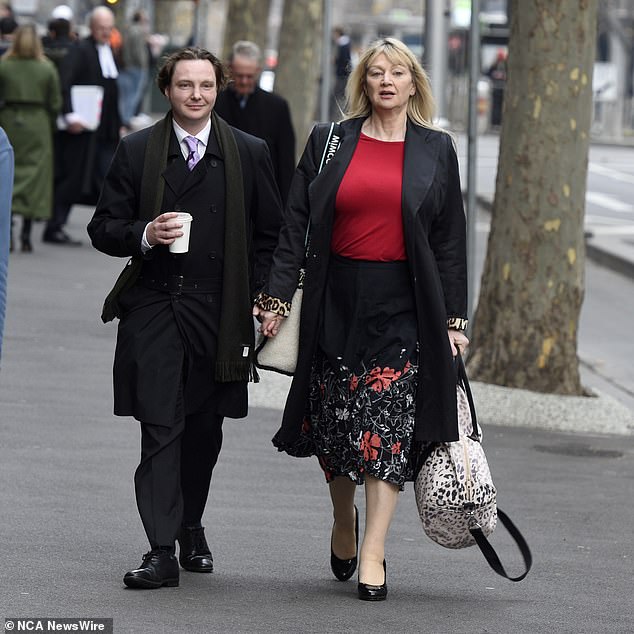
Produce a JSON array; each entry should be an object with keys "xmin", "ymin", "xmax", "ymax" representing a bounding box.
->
[{"xmin": 331, "ymin": 133, "xmax": 406, "ymax": 261}]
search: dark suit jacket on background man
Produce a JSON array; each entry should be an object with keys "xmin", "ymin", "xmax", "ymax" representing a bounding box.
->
[{"xmin": 215, "ymin": 84, "xmax": 295, "ymax": 205}]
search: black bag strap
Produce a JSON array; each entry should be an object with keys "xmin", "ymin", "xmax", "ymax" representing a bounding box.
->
[
  {"xmin": 304, "ymin": 122, "xmax": 342, "ymax": 248},
  {"xmin": 455, "ymin": 348, "xmax": 533, "ymax": 581},
  {"xmin": 455, "ymin": 349, "xmax": 479, "ymax": 438},
  {"xmin": 470, "ymin": 508, "xmax": 533, "ymax": 581},
  {"xmin": 454, "ymin": 350, "xmax": 532, "ymax": 581}
]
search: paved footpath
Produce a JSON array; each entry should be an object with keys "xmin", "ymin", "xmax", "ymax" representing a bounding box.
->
[{"xmin": 1, "ymin": 213, "xmax": 633, "ymax": 633}]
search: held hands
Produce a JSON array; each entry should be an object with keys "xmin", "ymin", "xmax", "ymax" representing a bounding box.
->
[
  {"xmin": 146, "ymin": 212, "xmax": 184, "ymax": 246},
  {"xmin": 252, "ymin": 305, "xmax": 285, "ymax": 337},
  {"xmin": 448, "ymin": 329, "xmax": 469, "ymax": 357},
  {"xmin": 66, "ymin": 121, "xmax": 86, "ymax": 134}
]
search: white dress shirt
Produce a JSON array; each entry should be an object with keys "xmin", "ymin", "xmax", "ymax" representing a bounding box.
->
[{"xmin": 141, "ymin": 118, "xmax": 212, "ymax": 252}]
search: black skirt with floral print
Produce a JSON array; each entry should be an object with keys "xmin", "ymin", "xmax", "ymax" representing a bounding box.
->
[{"xmin": 273, "ymin": 255, "xmax": 426, "ymax": 489}]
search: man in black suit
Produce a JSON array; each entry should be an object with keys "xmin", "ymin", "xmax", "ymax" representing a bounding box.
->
[
  {"xmin": 44, "ymin": 6, "xmax": 121, "ymax": 245},
  {"xmin": 87, "ymin": 47, "xmax": 281, "ymax": 589},
  {"xmin": 214, "ymin": 40, "xmax": 295, "ymax": 205}
]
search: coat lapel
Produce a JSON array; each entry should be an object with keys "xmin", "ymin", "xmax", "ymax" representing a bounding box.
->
[
  {"xmin": 401, "ymin": 120, "xmax": 441, "ymax": 224},
  {"xmin": 162, "ymin": 132, "xmax": 189, "ymax": 197},
  {"xmin": 161, "ymin": 132, "xmax": 214, "ymax": 198}
]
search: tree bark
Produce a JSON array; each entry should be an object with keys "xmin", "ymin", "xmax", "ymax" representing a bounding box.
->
[
  {"xmin": 275, "ymin": 0, "xmax": 322, "ymax": 148},
  {"xmin": 222, "ymin": 0, "xmax": 272, "ymax": 60},
  {"xmin": 468, "ymin": 0, "xmax": 598, "ymax": 395},
  {"xmin": 154, "ymin": 0, "xmax": 195, "ymax": 48}
]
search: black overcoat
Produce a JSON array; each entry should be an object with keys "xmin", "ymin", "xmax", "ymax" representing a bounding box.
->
[
  {"xmin": 214, "ymin": 86, "xmax": 296, "ymax": 206},
  {"xmin": 88, "ymin": 117, "xmax": 281, "ymax": 424},
  {"xmin": 266, "ymin": 117, "xmax": 467, "ymax": 443}
]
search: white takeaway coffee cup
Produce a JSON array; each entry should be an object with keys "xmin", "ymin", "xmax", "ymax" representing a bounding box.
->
[{"xmin": 169, "ymin": 212, "xmax": 193, "ymax": 254}]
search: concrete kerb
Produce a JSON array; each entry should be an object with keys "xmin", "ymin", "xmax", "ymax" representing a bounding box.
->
[
  {"xmin": 250, "ymin": 369, "xmax": 634, "ymax": 438},
  {"xmin": 474, "ymin": 193, "xmax": 634, "ymax": 280}
]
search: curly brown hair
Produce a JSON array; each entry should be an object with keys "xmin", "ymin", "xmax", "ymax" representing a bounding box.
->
[{"xmin": 156, "ymin": 47, "xmax": 228, "ymax": 95}]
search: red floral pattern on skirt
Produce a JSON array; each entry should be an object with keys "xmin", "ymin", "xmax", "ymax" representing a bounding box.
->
[{"xmin": 294, "ymin": 351, "xmax": 419, "ymax": 488}]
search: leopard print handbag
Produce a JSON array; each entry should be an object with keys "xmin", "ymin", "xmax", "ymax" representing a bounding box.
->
[
  {"xmin": 415, "ymin": 382, "xmax": 496, "ymax": 549},
  {"xmin": 414, "ymin": 352, "xmax": 532, "ymax": 581}
]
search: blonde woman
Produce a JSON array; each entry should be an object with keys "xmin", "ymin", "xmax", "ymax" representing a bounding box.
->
[
  {"xmin": 0, "ymin": 23, "xmax": 61, "ymax": 251},
  {"xmin": 254, "ymin": 38, "xmax": 469, "ymax": 600}
]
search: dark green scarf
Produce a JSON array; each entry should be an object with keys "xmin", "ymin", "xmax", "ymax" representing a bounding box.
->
[{"xmin": 101, "ymin": 111, "xmax": 256, "ymax": 383}]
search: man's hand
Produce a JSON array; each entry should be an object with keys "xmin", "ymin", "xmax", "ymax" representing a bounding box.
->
[
  {"xmin": 146, "ymin": 212, "xmax": 184, "ymax": 246},
  {"xmin": 252, "ymin": 305, "xmax": 284, "ymax": 337}
]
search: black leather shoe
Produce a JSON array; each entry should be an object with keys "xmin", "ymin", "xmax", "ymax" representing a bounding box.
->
[
  {"xmin": 43, "ymin": 230, "xmax": 82, "ymax": 246},
  {"xmin": 178, "ymin": 526, "xmax": 214, "ymax": 573},
  {"xmin": 123, "ymin": 550, "xmax": 179, "ymax": 589},
  {"xmin": 358, "ymin": 560, "xmax": 387, "ymax": 601},
  {"xmin": 330, "ymin": 505, "xmax": 358, "ymax": 581}
]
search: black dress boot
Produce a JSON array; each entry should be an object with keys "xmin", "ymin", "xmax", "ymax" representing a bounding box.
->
[
  {"xmin": 177, "ymin": 526, "xmax": 214, "ymax": 572},
  {"xmin": 123, "ymin": 549, "xmax": 179, "ymax": 589}
]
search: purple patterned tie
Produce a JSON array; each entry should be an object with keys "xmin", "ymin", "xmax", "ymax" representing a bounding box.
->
[{"xmin": 184, "ymin": 136, "xmax": 200, "ymax": 171}]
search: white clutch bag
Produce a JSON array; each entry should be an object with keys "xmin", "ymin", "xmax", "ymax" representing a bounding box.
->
[{"xmin": 254, "ymin": 285, "xmax": 302, "ymax": 376}]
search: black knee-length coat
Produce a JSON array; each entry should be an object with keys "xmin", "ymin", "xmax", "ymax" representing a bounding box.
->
[
  {"xmin": 263, "ymin": 116, "xmax": 468, "ymax": 443},
  {"xmin": 88, "ymin": 116, "xmax": 281, "ymax": 424}
]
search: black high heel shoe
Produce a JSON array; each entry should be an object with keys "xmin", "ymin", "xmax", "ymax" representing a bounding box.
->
[
  {"xmin": 330, "ymin": 505, "xmax": 358, "ymax": 581},
  {"xmin": 358, "ymin": 560, "xmax": 387, "ymax": 601}
]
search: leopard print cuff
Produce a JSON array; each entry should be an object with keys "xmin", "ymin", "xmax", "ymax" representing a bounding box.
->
[
  {"xmin": 255, "ymin": 292, "xmax": 291, "ymax": 317},
  {"xmin": 447, "ymin": 317, "xmax": 468, "ymax": 331}
]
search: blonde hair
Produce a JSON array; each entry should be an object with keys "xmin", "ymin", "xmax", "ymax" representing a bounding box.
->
[
  {"xmin": 4, "ymin": 23, "xmax": 44, "ymax": 60},
  {"xmin": 344, "ymin": 37, "xmax": 436, "ymax": 128}
]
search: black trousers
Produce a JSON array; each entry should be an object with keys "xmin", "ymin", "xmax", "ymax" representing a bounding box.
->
[{"xmin": 134, "ymin": 386, "xmax": 224, "ymax": 550}]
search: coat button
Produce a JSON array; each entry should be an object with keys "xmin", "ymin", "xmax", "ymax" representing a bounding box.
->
[
  {"xmin": 208, "ymin": 251, "xmax": 217, "ymax": 260},
  {"xmin": 211, "ymin": 160, "xmax": 218, "ymax": 168},
  {"xmin": 206, "ymin": 294, "xmax": 214, "ymax": 303},
  {"xmin": 210, "ymin": 204, "xmax": 217, "ymax": 213}
]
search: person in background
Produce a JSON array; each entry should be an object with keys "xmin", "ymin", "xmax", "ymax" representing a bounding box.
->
[
  {"xmin": 43, "ymin": 6, "xmax": 121, "ymax": 245},
  {"xmin": 87, "ymin": 46, "xmax": 281, "ymax": 589},
  {"xmin": 331, "ymin": 25, "xmax": 352, "ymax": 119},
  {"xmin": 0, "ymin": 14, "xmax": 17, "ymax": 57},
  {"xmin": 214, "ymin": 40, "xmax": 295, "ymax": 205},
  {"xmin": 42, "ymin": 17, "xmax": 76, "ymax": 72},
  {"xmin": 486, "ymin": 48, "xmax": 507, "ymax": 128},
  {"xmin": 0, "ymin": 126, "xmax": 13, "ymax": 364},
  {"xmin": 42, "ymin": 4, "xmax": 77, "ymax": 73},
  {"xmin": 254, "ymin": 37, "xmax": 469, "ymax": 601},
  {"xmin": 0, "ymin": 24, "xmax": 62, "ymax": 252},
  {"xmin": 117, "ymin": 9, "xmax": 150, "ymax": 128}
]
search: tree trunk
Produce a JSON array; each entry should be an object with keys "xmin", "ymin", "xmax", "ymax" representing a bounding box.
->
[
  {"xmin": 222, "ymin": 0, "xmax": 272, "ymax": 60},
  {"xmin": 275, "ymin": 0, "xmax": 322, "ymax": 148},
  {"xmin": 154, "ymin": 0, "xmax": 195, "ymax": 48},
  {"xmin": 468, "ymin": 0, "xmax": 598, "ymax": 395}
]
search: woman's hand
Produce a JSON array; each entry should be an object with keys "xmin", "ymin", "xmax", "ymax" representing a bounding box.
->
[
  {"xmin": 448, "ymin": 329, "xmax": 469, "ymax": 357},
  {"xmin": 252, "ymin": 306, "xmax": 285, "ymax": 337}
]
